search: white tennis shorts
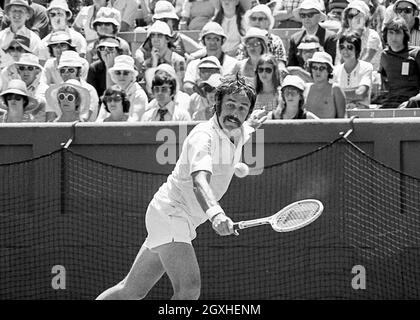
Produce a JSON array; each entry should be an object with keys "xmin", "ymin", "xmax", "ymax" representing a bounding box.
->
[{"xmin": 143, "ymin": 195, "xmax": 197, "ymax": 251}]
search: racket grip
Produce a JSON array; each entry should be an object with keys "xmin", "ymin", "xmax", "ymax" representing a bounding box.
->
[{"xmin": 233, "ymin": 222, "xmax": 241, "ymax": 231}]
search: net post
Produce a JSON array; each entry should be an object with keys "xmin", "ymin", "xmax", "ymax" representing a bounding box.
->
[
  {"xmin": 60, "ymin": 121, "xmax": 78, "ymax": 150},
  {"xmin": 339, "ymin": 115, "xmax": 358, "ymax": 140}
]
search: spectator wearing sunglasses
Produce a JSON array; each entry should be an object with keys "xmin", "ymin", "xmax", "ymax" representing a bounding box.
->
[
  {"xmin": 232, "ymin": 27, "xmax": 269, "ymax": 85},
  {"xmin": 333, "ymin": 31, "xmax": 373, "ymax": 109},
  {"xmin": 97, "ymin": 86, "xmax": 131, "ymax": 122},
  {"xmin": 305, "ymin": 51, "xmax": 346, "ymax": 118},
  {"xmin": 0, "ymin": 78, "xmax": 41, "ymax": 123},
  {"xmin": 142, "ymin": 66, "xmax": 191, "ymax": 122},
  {"xmin": 189, "ymin": 73, "xmax": 222, "ymax": 120},
  {"xmin": 393, "ymin": 0, "xmax": 420, "ymax": 46},
  {"xmin": 45, "ymin": 78, "xmax": 91, "ymax": 122},
  {"xmin": 288, "ymin": 0, "xmax": 337, "ymax": 68},
  {"xmin": 254, "ymin": 54, "xmax": 282, "ymax": 112},
  {"xmin": 336, "ymin": 0, "xmax": 382, "ymax": 70},
  {"xmin": 0, "ymin": 0, "xmax": 46, "ymax": 62},
  {"xmin": 97, "ymin": 55, "xmax": 148, "ymax": 122},
  {"xmin": 40, "ymin": 0, "xmax": 87, "ymax": 61}
]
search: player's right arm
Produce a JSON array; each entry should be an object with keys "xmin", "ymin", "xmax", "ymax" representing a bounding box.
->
[{"xmin": 192, "ymin": 170, "xmax": 235, "ymax": 236}]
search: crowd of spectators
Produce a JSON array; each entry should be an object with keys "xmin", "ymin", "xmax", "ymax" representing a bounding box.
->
[{"xmin": 1, "ymin": 0, "xmax": 420, "ymax": 123}]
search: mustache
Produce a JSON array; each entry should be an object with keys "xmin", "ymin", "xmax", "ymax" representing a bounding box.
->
[{"xmin": 223, "ymin": 115, "xmax": 241, "ymax": 125}]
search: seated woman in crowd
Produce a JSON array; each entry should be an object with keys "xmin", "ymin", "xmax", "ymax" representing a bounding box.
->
[
  {"xmin": 232, "ymin": 27, "xmax": 269, "ymax": 85},
  {"xmin": 337, "ymin": 0, "xmax": 382, "ymax": 70},
  {"xmin": 98, "ymin": 86, "xmax": 131, "ymax": 122},
  {"xmin": 0, "ymin": 79, "xmax": 41, "ymax": 123},
  {"xmin": 45, "ymin": 79, "xmax": 91, "ymax": 122},
  {"xmin": 254, "ymin": 54, "xmax": 282, "ymax": 113},
  {"xmin": 189, "ymin": 73, "xmax": 221, "ymax": 120},
  {"xmin": 305, "ymin": 52, "xmax": 346, "ymax": 118},
  {"xmin": 97, "ymin": 55, "xmax": 148, "ymax": 122},
  {"xmin": 179, "ymin": 0, "xmax": 219, "ymax": 30},
  {"xmin": 271, "ymin": 75, "xmax": 318, "ymax": 120},
  {"xmin": 213, "ymin": 0, "xmax": 246, "ymax": 57},
  {"xmin": 333, "ymin": 31, "xmax": 373, "ymax": 109},
  {"xmin": 287, "ymin": 34, "xmax": 323, "ymax": 83}
]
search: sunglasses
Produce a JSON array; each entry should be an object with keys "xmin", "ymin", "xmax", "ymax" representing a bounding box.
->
[
  {"xmin": 96, "ymin": 22, "xmax": 114, "ymax": 27},
  {"xmin": 299, "ymin": 12, "xmax": 319, "ymax": 19},
  {"xmin": 8, "ymin": 46, "xmax": 24, "ymax": 52},
  {"xmin": 311, "ymin": 65, "xmax": 328, "ymax": 72},
  {"xmin": 114, "ymin": 71, "xmax": 130, "ymax": 76},
  {"xmin": 250, "ymin": 16, "xmax": 267, "ymax": 22},
  {"xmin": 49, "ymin": 12, "xmax": 66, "ymax": 17},
  {"xmin": 98, "ymin": 46, "xmax": 116, "ymax": 52},
  {"xmin": 339, "ymin": 44, "xmax": 355, "ymax": 51},
  {"xmin": 104, "ymin": 96, "xmax": 122, "ymax": 102},
  {"xmin": 51, "ymin": 43, "xmax": 69, "ymax": 49},
  {"xmin": 283, "ymin": 88, "xmax": 299, "ymax": 97},
  {"xmin": 17, "ymin": 65, "xmax": 36, "ymax": 72},
  {"xmin": 58, "ymin": 93, "xmax": 76, "ymax": 102},
  {"xmin": 60, "ymin": 67, "xmax": 77, "ymax": 74},
  {"xmin": 6, "ymin": 94, "xmax": 24, "ymax": 101},
  {"xmin": 153, "ymin": 86, "xmax": 171, "ymax": 94},
  {"xmin": 10, "ymin": 9, "xmax": 27, "ymax": 15},
  {"xmin": 395, "ymin": 7, "xmax": 414, "ymax": 14},
  {"xmin": 245, "ymin": 41, "xmax": 261, "ymax": 48},
  {"xmin": 257, "ymin": 67, "xmax": 273, "ymax": 74}
]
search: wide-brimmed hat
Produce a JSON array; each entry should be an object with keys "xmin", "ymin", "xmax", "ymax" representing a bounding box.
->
[
  {"xmin": 147, "ymin": 20, "xmax": 173, "ymax": 38},
  {"xmin": 57, "ymin": 50, "xmax": 85, "ymax": 69},
  {"xmin": 329, "ymin": 0, "xmax": 350, "ymax": 10},
  {"xmin": 202, "ymin": 73, "xmax": 222, "ymax": 88},
  {"xmin": 198, "ymin": 56, "xmax": 222, "ymax": 69},
  {"xmin": 108, "ymin": 55, "xmax": 139, "ymax": 77},
  {"xmin": 6, "ymin": 34, "xmax": 31, "ymax": 52},
  {"xmin": 153, "ymin": 1, "xmax": 179, "ymax": 21},
  {"xmin": 293, "ymin": 0, "xmax": 327, "ymax": 22},
  {"xmin": 242, "ymin": 27, "xmax": 268, "ymax": 45},
  {"xmin": 0, "ymin": 79, "xmax": 39, "ymax": 113},
  {"xmin": 199, "ymin": 22, "xmax": 227, "ymax": 41},
  {"xmin": 344, "ymin": 0, "xmax": 370, "ymax": 16},
  {"xmin": 97, "ymin": 37, "xmax": 120, "ymax": 48},
  {"xmin": 281, "ymin": 75, "xmax": 306, "ymax": 92},
  {"xmin": 307, "ymin": 51, "xmax": 334, "ymax": 69},
  {"xmin": 47, "ymin": 31, "xmax": 76, "ymax": 49},
  {"xmin": 394, "ymin": 0, "xmax": 420, "ymax": 12},
  {"xmin": 45, "ymin": 79, "xmax": 90, "ymax": 118},
  {"xmin": 46, "ymin": 0, "xmax": 73, "ymax": 18},
  {"xmin": 245, "ymin": 4, "xmax": 275, "ymax": 30},
  {"xmin": 5, "ymin": 0, "xmax": 34, "ymax": 18},
  {"xmin": 14, "ymin": 53, "xmax": 43, "ymax": 69},
  {"xmin": 297, "ymin": 40, "xmax": 322, "ymax": 50},
  {"xmin": 93, "ymin": 7, "xmax": 121, "ymax": 29}
]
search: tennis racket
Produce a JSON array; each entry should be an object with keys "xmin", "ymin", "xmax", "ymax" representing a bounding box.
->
[{"xmin": 233, "ymin": 199, "xmax": 324, "ymax": 233}]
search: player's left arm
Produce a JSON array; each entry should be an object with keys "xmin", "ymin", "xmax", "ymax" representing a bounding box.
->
[{"xmin": 192, "ymin": 170, "xmax": 235, "ymax": 236}]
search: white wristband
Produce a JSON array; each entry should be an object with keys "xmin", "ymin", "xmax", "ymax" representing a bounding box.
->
[{"xmin": 206, "ymin": 205, "xmax": 224, "ymax": 221}]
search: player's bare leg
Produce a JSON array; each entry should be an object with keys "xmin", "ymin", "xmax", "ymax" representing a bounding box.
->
[
  {"xmin": 96, "ymin": 245, "xmax": 165, "ymax": 300},
  {"xmin": 154, "ymin": 242, "xmax": 201, "ymax": 300}
]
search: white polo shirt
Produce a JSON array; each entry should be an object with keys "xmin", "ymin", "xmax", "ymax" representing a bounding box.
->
[{"xmin": 153, "ymin": 115, "xmax": 254, "ymax": 228}]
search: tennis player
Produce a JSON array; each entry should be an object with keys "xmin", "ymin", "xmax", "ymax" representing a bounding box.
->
[{"xmin": 96, "ymin": 75, "xmax": 266, "ymax": 300}]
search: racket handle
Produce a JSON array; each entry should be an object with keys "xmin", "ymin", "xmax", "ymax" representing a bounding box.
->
[{"xmin": 233, "ymin": 222, "xmax": 240, "ymax": 231}]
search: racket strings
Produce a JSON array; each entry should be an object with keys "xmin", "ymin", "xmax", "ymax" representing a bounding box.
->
[{"xmin": 276, "ymin": 203, "xmax": 320, "ymax": 228}]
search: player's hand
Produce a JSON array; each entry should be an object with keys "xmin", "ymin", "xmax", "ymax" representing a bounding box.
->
[
  {"xmin": 247, "ymin": 109, "xmax": 268, "ymax": 130},
  {"xmin": 212, "ymin": 213, "xmax": 235, "ymax": 236}
]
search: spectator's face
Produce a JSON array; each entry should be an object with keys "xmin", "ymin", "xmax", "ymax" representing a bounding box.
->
[
  {"xmin": 310, "ymin": 62, "xmax": 329, "ymax": 83},
  {"xmin": 8, "ymin": 5, "xmax": 30, "ymax": 28},
  {"xmin": 249, "ymin": 12, "xmax": 270, "ymax": 30},
  {"xmin": 97, "ymin": 44, "xmax": 118, "ymax": 61},
  {"xmin": 387, "ymin": 29, "xmax": 405, "ymax": 51},
  {"xmin": 219, "ymin": 91, "xmax": 251, "ymax": 131},
  {"xmin": 96, "ymin": 22, "xmax": 115, "ymax": 36},
  {"xmin": 301, "ymin": 48, "xmax": 319, "ymax": 62},
  {"xmin": 282, "ymin": 86, "xmax": 301, "ymax": 106},
  {"xmin": 395, "ymin": 2, "xmax": 417, "ymax": 26},
  {"xmin": 5, "ymin": 94, "xmax": 25, "ymax": 112},
  {"xmin": 16, "ymin": 64, "xmax": 39, "ymax": 86},
  {"xmin": 113, "ymin": 70, "xmax": 132, "ymax": 89},
  {"xmin": 198, "ymin": 68, "xmax": 220, "ymax": 81},
  {"xmin": 49, "ymin": 8, "xmax": 68, "ymax": 30},
  {"xmin": 6, "ymin": 44, "xmax": 26, "ymax": 61},
  {"xmin": 257, "ymin": 63, "xmax": 274, "ymax": 83},
  {"xmin": 347, "ymin": 9, "xmax": 366, "ymax": 30},
  {"xmin": 204, "ymin": 34, "xmax": 223, "ymax": 52},
  {"xmin": 58, "ymin": 91, "xmax": 78, "ymax": 113},
  {"xmin": 339, "ymin": 41, "xmax": 357, "ymax": 61},
  {"xmin": 150, "ymin": 33, "xmax": 169, "ymax": 50},
  {"xmin": 50, "ymin": 42, "xmax": 71, "ymax": 58},
  {"xmin": 204, "ymin": 87, "xmax": 217, "ymax": 105},
  {"xmin": 245, "ymin": 38, "xmax": 263, "ymax": 57},
  {"xmin": 105, "ymin": 95, "xmax": 124, "ymax": 114},
  {"xmin": 221, "ymin": 0, "xmax": 239, "ymax": 11},
  {"xmin": 299, "ymin": 9, "xmax": 321, "ymax": 30},
  {"xmin": 59, "ymin": 67, "xmax": 79, "ymax": 82},
  {"xmin": 153, "ymin": 84, "xmax": 173, "ymax": 106}
]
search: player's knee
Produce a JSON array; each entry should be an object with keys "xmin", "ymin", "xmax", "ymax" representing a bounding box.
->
[{"xmin": 175, "ymin": 277, "xmax": 201, "ymax": 300}]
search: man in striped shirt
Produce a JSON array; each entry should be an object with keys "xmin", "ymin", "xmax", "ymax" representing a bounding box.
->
[{"xmin": 394, "ymin": 0, "xmax": 420, "ymax": 46}]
